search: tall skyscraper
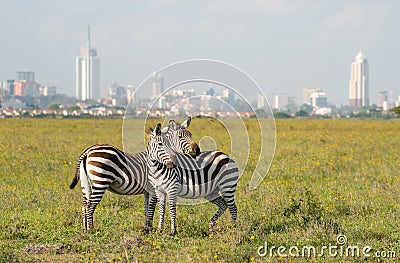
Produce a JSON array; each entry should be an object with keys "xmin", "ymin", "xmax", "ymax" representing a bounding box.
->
[
  {"xmin": 76, "ymin": 26, "xmax": 100, "ymax": 101},
  {"xmin": 151, "ymin": 73, "xmax": 164, "ymax": 98},
  {"xmin": 349, "ymin": 51, "xmax": 369, "ymax": 107}
]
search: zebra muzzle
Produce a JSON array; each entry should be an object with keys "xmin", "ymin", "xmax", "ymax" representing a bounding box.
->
[{"xmin": 190, "ymin": 143, "xmax": 201, "ymax": 157}]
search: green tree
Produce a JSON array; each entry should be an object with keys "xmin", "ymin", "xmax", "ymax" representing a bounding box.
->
[
  {"xmin": 274, "ymin": 112, "xmax": 292, "ymax": 119},
  {"xmin": 295, "ymin": 110, "xmax": 308, "ymax": 117},
  {"xmin": 390, "ymin": 106, "xmax": 400, "ymax": 116},
  {"xmin": 68, "ymin": 105, "xmax": 81, "ymax": 111},
  {"xmin": 300, "ymin": 103, "xmax": 313, "ymax": 114},
  {"xmin": 255, "ymin": 108, "xmax": 268, "ymax": 117},
  {"xmin": 48, "ymin": 103, "xmax": 60, "ymax": 110}
]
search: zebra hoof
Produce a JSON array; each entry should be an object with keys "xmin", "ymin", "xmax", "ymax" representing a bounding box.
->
[
  {"xmin": 209, "ymin": 221, "xmax": 216, "ymax": 230},
  {"xmin": 171, "ymin": 230, "xmax": 177, "ymax": 236},
  {"xmin": 143, "ymin": 226, "xmax": 153, "ymax": 233}
]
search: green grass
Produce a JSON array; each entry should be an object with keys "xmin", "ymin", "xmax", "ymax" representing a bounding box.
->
[{"xmin": 0, "ymin": 119, "xmax": 399, "ymax": 262}]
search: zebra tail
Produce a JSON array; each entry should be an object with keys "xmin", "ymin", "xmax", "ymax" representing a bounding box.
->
[{"xmin": 70, "ymin": 151, "xmax": 88, "ymax": 189}]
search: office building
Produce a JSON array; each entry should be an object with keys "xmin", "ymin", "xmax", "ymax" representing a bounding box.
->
[
  {"xmin": 302, "ymin": 87, "xmax": 321, "ymax": 105},
  {"xmin": 310, "ymin": 91, "xmax": 328, "ymax": 107},
  {"xmin": 377, "ymin": 91, "xmax": 388, "ymax": 108},
  {"xmin": 16, "ymin": 71, "xmax": 35, "ymax": 82},
  {"xmin": 151, "ymin": 73, "xmax": 164, "ymax": 98},
  {"xmin": 349, "ymin": 51, "xmax": 369, "ymax": 107},
  {"xmin": 76, "ymin": 26, "xmax": 100, "ymax": 101}
]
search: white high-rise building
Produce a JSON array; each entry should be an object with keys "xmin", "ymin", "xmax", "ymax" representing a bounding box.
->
[
  {"xmin": 310, "ymin": 91, "xmax": 328, "ymax": 107},
  {"xmin": 349, "ymin": 51, "xmax": 369, "ymax": 107},
  {"xmin": 257, "ymin": 94, "xmax": 265, "ymax": 109},
  {"xmin": 272, "ymin": 94, "xmax": 288, "ymax": 111},
  {"xmin": 151, "ymin": 73, "xmax": 164, "ymax": 98},
  {"xmin": 302, "ymin": 87, "xmax": 321, "ymax": 105},
  {"xmin": 76, "ymin": 26, "xmax": 100, "ymax": 101},
  {"xmin": 222, "ymin": 89, "xmax": 235, "ymax": 108}
]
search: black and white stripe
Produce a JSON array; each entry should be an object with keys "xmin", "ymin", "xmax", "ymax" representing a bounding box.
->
[
  {"xmin": 69, "ymin": 118, "xmax": 200, "ymax": 232},
  {"xmin": 69, "ymin": 144, "xmax": 155, "ymax": 232},
  {"xmin": 161, "ymin": 117, "xmax": 200, "ymax": 157},
  {"xmin": 146, "ymin": 123, "xmax": 239, "ymax": 235}
]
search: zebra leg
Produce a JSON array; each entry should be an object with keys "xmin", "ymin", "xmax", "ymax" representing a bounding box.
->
[
  {"xmin": 80, "ymin": 171, "xmax": 92, "ymax": 232},
  {"xmin": 86, "ymin": 201, "xmax": 100, "ymax": 231},
  {"xmin": 82, "ymin": 198, "xmax": 89, "ymax": 232},
  {"xmin": 144, "ymin": 193, "xmax": 157, "ymax": 231},
  {"xmin": 222, "ymin": 194, "xmax": 237, "ymax": 223},
  {"xmin": 81, "ymin": 186, "xmax": 106, "ymax": 232},
  {"xmin": 228, "ymin": 201, "xmax": 238, "ymax": 222},
  {"xmin": 168, "ymin": 193, "xmax": 178, "ymax": 236},
  {"xmin": 156, "ymin": 192, "xmax": 166, "ymax": 233},
  {"xmin": 207, "ymin": 196, "xmax": 227, "ymax": 232},
  {"xmin": 143, "ymin": 192, "xmax": 151, "ymax": 231},
  {"xmin": 82, "ymin": 199, "xmax": 96, "ymax": 232},
  {"xmin": 85, "ymin": 189, "xmax": 106, "ymax": 231}
]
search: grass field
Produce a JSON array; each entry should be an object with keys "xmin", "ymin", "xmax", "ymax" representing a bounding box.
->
[{"xmin": 0, "ymin": 118, "xmax": 399, "ymax": 262}]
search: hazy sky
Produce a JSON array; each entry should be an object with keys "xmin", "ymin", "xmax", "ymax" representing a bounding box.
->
[{"xmin": 1, "ymin": 0, "xmax": 399, "ymax": 105}]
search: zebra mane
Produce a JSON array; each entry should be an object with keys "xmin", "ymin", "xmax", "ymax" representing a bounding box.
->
[
  {"xmin": 146, "ymin": 127, "xmax": 154, "ymax": 135},
  {"xmin": 168, "ymin": 120, "xmax": 180, "ymax": 131},
  {"xmin": 146, "ymin": 123, "xmax": 162, "ymax": 137}
]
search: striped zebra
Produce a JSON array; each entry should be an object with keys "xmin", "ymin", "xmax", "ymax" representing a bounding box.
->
[
  {"xmin": 69, "ymin": 118, "xmax": 199, "ymax": 232},
  {"xmin": 146, "ymin": 123, "xmax": 239, "ymax": 235},
  {"xmin": 161, "ymin": 117, "xmax": 200, "ymax": 157}
]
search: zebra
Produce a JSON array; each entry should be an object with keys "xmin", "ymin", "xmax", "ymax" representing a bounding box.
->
[
  {"xmin": 69, "ymin": 117, "xmax": 200, "ymax": 232},
  {"xmin": 146, "ymin": 123, "xmax": 239, "ymax": 236},
  {"xmin": 161, "ymin": 117, "xmax": 200, "ymax": 157}
]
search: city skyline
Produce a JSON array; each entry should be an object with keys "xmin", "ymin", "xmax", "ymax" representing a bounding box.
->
[{"xmin": 0, "ymin": 1, "xmax": 400, "ymax": 105}]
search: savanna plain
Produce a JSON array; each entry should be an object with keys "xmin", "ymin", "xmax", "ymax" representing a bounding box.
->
[{"xmin": 0, "ymin": 118, "xmax": 399, "ymax": 262}]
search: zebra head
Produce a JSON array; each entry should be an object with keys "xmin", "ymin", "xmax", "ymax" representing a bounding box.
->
[
  {"xmin": 147, "ymin": 123, "xmax": 177, "ymax": 169},
  {"xmin": 162, "ymin": 117, "xmax": 201, "ymax": 158}
]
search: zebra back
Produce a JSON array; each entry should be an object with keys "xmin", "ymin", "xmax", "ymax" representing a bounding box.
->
[
  {"xmin": 71, "ymin": 144, "xmax": 151, "ymax": 194},
  {"xmin": 147, "ymin": 125, "xmax": 239, "ymax": 199}
]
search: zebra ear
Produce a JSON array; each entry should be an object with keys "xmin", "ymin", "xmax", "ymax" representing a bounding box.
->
[
  {"xmin": 155, "ymin": 123, "xmax": 162, "ymax": 136},
  {"xmin": 181, "ymin": 116, "xmax": 191, "ymax": 129}
]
